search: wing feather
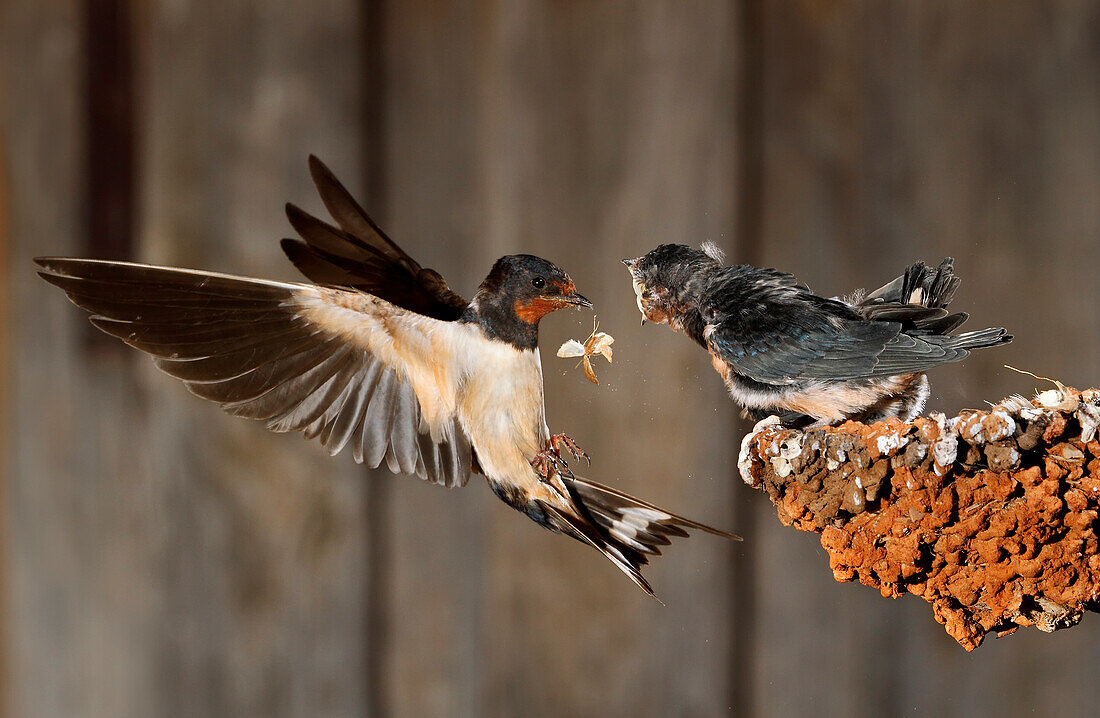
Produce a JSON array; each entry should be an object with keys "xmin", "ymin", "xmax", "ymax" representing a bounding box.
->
[
  {"xmin": 280, "ymin": 156, "xmax": 470, "ymax": 321},
  {"xmin": 702, "ymin": 264, "xmax": 1005, "ymax": 383},
  {"xmin": 36, "ymin": 257, "xmax": 474, "ymax": 488}
]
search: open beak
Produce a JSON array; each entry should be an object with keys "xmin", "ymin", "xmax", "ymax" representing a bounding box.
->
[{"xmin": 563, "ymin": 291, "xmax": 593, "ymax": 309}]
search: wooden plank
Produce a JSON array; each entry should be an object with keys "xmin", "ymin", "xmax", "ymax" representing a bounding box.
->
[
  {"xmin": 752, "ymin": 2, "xmax": 1100, "ymax": 716},
  {"xmin": 82, "ymin": 0, "xmax": 135, "ymax": 263},
  {"xmin": 137, "ymin": 2, "xmax": 370, "ymax": 717},
  {"xmin": 474, "ymin": 3, "xmax": 739, "ymax": 715},
  {"xmin": 0, "ymin": 93, "xmax": 9, "ymax": 718},
  {"xmin": 1, "ymin": 3, "xmax": 113, "ymax": 716},
  {"xmin": 3, "ymin": 1, "xmax": 370, "ymax": 716}
]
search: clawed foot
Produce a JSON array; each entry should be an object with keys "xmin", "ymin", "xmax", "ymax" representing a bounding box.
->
[
  {"xmin": 530, "ymin": 433, "xmax": 590, "ymax": 480},
  {"xmin": 550, "ymin": 433, "xmax": 590, "ymax": 466}
]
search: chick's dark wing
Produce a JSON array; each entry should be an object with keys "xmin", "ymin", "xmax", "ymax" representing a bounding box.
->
[
  {"xmin": 36, "ymin": 258, "xmax": 474, "ymax": 487},
  {"xmin": 281, "ymin": 156, "xmax": 469, "ymax": 321},
  {"xmin": 702, "ymin": 267, "xmax": 974, "ymax": 384}
]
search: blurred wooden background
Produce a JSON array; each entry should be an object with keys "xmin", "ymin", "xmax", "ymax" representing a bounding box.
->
[{"xmin": 2, "ymin": 1, "xmax": 1099, "ymax": 717}]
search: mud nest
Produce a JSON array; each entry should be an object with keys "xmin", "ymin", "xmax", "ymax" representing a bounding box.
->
[{"xmin": 738, "ymin": 384, "xmax": 1100, "ymax": 650}]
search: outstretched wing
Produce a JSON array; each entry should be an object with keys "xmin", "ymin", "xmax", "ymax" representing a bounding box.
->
[
  {"xmin": 35, "ymin": 257, "xmax": 475, "ymax": 487},
  {"xmin": 281, "ymin": 155, "xmax": 469, "ymax": 320},
  {"xmin": 703, "ymin": 265, "xmax": 990, "ymax": 384}
]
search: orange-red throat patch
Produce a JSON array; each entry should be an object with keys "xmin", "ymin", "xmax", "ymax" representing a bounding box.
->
[
  {"xmin": 514, "ymin": 280, "xmax": 575, "ymax": 323},
  {"xmin": 515, "ymin": 296, "xmax": 563, "ymax": 323}
]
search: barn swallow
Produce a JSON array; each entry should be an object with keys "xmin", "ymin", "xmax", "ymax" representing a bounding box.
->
[
  {"xmin": 36, "ymin": 156, "xmax": 737, "ymax": 599},
  {"xmin": 624, "ymin": 244, "xmax": 1011, "ymax": 426}
]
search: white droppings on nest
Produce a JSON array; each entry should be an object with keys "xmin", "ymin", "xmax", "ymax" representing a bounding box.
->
[
  {"xmin": 986, "ymin": 410, "xmax": 1017, "ymax": 442},
  {"xmin": 874, "ymin": 431, "xmax": 909, "ymax": 457},
  {"xmin": 1019, "ymin": 405, "xmax": 1048, "ymax": 422},
  {"xmin": 826, "ymin": 449, "xmax": 846, "ymax": 472},
  {"xmin": 1076, "ymin": 389, "xmax": 1100, "ymax": 443},
  {"xmin": 738, "ymin": 415, "xmax": 782, "ymax": 486},
  {"xmin": 768, "ymin": 436, "xmax": 804, "ymax": 478},
  {"xmin": 779, "ymin": 436, "xmax": 803, "ymax": 460},
  {"xmin": 963, "ymin": 410, "xmax": 1017, "ymax": 445},
  {"xmin": 929, "ymin": 412, "xmax": 959, "ymax": 476}
]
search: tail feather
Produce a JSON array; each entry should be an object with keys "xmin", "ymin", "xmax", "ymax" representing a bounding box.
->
[
  {"xmin": 858, "ymin": 258, "xmax": 969, "ymax": 332},
  {"xmin": 918, "ymin": 311, "xmax": 969, "ymax": 335},
  {"xmin": 550, "ymin": 476, "xmax": 741, "ymax": 601},
  {"xmin": 867, "ymin": 257, "xmax": 960, "ymax": 309},
  {"xmin": 857, "ymin": 259, "xmax": 1012, "ymax": 355},
  {"xmin": 536, "ymin": 500, "xmax": 658, "ymax": 600},
  {"xmin": 932, "ymin": 326, "xmax": 1013, "ymax": 350},
  {"xmin": 570, "ymin": 477, "xmax": 739, "ymax": 541},
  {"xmin": 903, "ymin": 257, "xmax": 960, "ymax": 309}
]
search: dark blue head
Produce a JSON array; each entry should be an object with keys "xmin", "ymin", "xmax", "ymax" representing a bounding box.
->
[{"xmin": 466, "ymin": 254, "xmax": 591, "ymax": 349}]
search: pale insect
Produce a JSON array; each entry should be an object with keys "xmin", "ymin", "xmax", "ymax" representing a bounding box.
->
[{"xmin": 557, "ymin": 318, "xmax": 615, "ymax": 384}]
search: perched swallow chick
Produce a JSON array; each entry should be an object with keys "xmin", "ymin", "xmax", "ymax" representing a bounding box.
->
[
  {"xmin": 36, "ymin": 157, "xmax": 737, "ymax": 599},
  {"xmin": 624, "ymin": 244, "xmax": 1011, "ymax": 426}
]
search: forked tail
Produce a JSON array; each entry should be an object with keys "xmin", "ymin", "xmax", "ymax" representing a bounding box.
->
[{"xmin": 537, "ymin": 476, "xmax": 740, "ymax": 601}]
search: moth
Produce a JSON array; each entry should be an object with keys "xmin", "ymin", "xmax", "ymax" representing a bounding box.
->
[{"xmin": 557, "ymin": 319, "xmax": 615, "ymax": 385}]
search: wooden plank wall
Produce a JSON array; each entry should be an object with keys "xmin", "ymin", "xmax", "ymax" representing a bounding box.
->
[
  {"xmin": 0, "ymin": 63, "xmax": 9, "ymax": 718},
  {"xmin": 2, "ymin": 2, "xmax": 1099, "ymax": 717},
  {"xmin": 4, "ymin": 1, "xmax": 371, "ymax": 717}
]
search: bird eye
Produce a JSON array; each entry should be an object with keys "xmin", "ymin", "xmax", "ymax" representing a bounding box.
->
[{"xmin": 531, "ymin": 277, "xmax": 545, "ymax": 289}]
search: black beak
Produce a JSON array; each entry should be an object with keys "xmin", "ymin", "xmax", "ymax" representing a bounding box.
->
[{"xmin": 565, "ymin": 291, "xmax": 593, "ymax": 309}]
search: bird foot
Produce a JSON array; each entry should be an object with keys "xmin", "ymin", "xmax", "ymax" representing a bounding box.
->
[
  {"xmin": 530, "ymin": 433, "xmax": 589, "ymax": 480},
  {"xmin": 550, "ymin": 433, "xmax": 590, "ymax": 466},
  {"xmin": 530, "ymin": 449, "xmax": 571, "ymax": 480}
]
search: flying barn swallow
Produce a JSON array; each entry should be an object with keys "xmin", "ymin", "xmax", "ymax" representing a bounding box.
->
[
  {"xmin": 624, "ymin": 244, "xmax": 1011, "ymax": 426},
  {"xmin": 36, "ymin": 157, "xmax": 737, "ymax": 599}
]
